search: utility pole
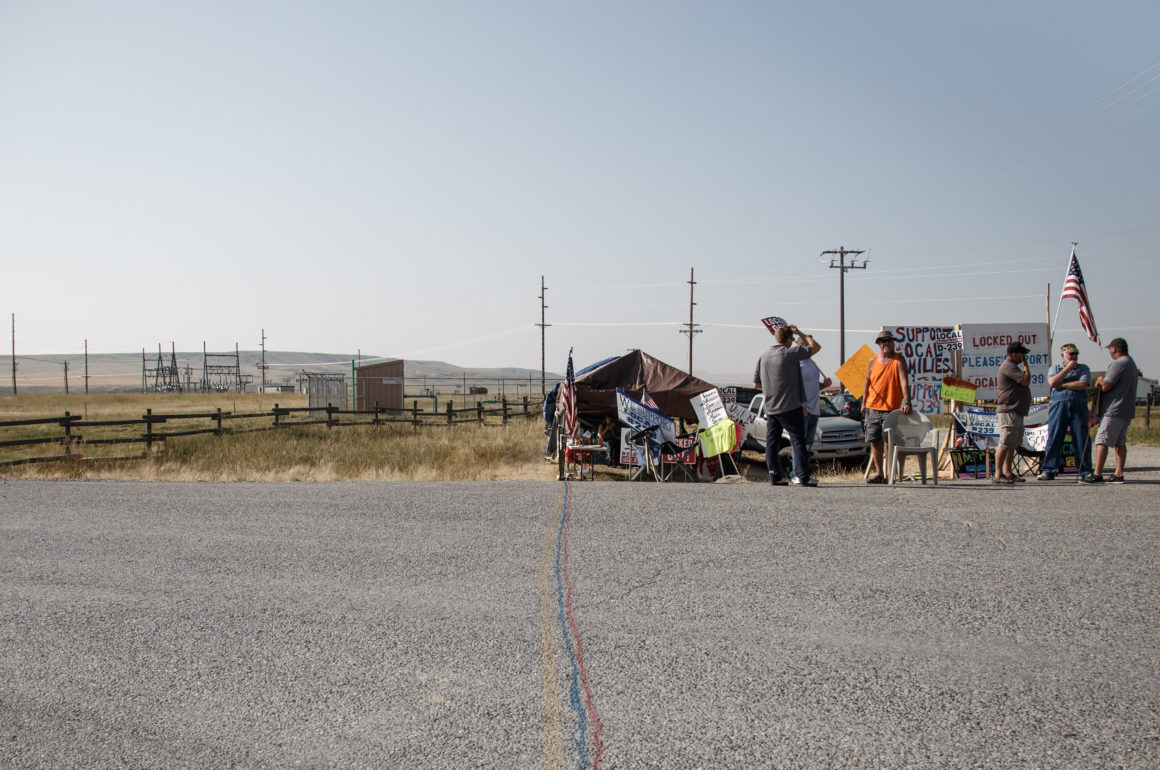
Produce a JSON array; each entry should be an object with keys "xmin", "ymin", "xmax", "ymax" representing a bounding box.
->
[
  {"xmin": 64, "ymin": 361, "xmax": 69, "ymax": 394},
  {"xmin": 679, "ymin": 267, "xmax": 702, "ymax": 375},
  {"xmin": 10, "ymin": 313, "xmax": 16, "ymax": 396},
  {"xmin": 84, "ymin": 339, "xmax": 89, "ymax": 394},
  {"xmin": 537, "ymin": 276, "xmax": 550, "ymax": 397},
  {"xmin": 822, "ymin": 246, "xmax": 867, "ymax": 364},
  {"xmin": 259, "ymin": 329, "xmax": 269, "ymax": 392}
]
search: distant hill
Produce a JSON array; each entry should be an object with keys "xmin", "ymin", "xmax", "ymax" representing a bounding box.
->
[{"xmin": 0, "ymin": 351, "xmax": 559, "ymax": 394}]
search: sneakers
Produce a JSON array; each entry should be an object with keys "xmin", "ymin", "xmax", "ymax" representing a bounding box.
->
[
  {"xmin": 1036, "ymin": 472, "xmax": 1056, "ymax": 481},
  {"xmin": 770, "ymin": 477, "xmax": 789, "ymax": 486},
  {"xmin": 1080, "ymin": 474, "xmax": 1104, "ymax": 484},
  {"xmin": 1108, "ymin": 475, "xmax": 1126, "ymax": 484},
  {"xmin": 866, "ymin": 475, "xmax": 886, "ymax": 485},
  {"xmin": 792, "ymin": 476, "xmax": 819, "ymax": 487}
]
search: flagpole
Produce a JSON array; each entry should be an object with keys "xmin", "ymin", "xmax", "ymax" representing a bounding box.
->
[
  {"xmin": 1049, "ymin": 243, "xmax": 1075, "ymax": 339},
  {"xmin": 1046, "ymin": 283, "xmax": 1053, "ymax": 367}
]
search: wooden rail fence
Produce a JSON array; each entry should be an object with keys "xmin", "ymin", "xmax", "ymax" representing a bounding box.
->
[{"xmin": 0, "ymin": 396, "xmax": 543, "ymax": 467}]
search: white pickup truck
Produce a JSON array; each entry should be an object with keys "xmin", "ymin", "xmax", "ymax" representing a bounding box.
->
[{"xmin": 743, "ymin": 394, "xmax": 870, "ymax": 468}]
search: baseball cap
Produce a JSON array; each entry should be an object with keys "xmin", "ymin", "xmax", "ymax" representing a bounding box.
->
[
  {"xmin": 1007, "ymin": 341, "xmax": 1030, "ymax": 355},
  {"xmin": 1060, "ymin": 343, "xmax": 1078, "ymax": 354}
]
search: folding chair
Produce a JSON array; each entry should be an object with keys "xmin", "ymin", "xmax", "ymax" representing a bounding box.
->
[
  {"xmin": 658, "ymin": 433, "xmax": 700, "ymax": 482},
  {"xmin": 627, "ymin": 424, "xmax": 662, "ymax": 481}
]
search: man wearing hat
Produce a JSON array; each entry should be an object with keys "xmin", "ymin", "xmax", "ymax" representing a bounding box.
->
[
  {"xmin": 1086, "ymin": 337, "xmax": 1139, "ymax": 483},
  {"xmin": 861, "ymin": 330, "xmax": 912, "ymax": 484},
  {"xmin": 1037, "ymin": 343, "xmax": 1094, "ymax": 480},
  {"xmin": 994, "ymin": 341, "xmax": 1032, "ymax": 484}
]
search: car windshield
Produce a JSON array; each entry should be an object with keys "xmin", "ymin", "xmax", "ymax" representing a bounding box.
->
[{"xmin": 819, "ymin": 396, "xmax": 842, "ymax": 417}]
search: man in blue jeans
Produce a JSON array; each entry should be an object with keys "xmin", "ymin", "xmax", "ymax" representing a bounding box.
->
[
  {"xmin": 754, "ymin": 323, "xmax": 822, "ymax": 486},
  {"xmin": 1037, "ymin": 342, "xmax": 1093, "ymax": 480}
]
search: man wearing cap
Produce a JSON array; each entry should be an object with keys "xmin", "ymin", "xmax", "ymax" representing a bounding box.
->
[
  {"xmin": 1037, "ymin": 343, "xmax": 1094, "ymax": 480},
  {"xmin": 861, "ymin": 331, "xmax": 912, "ymax": 484},
  {"xmin": 753, "ymin": 323, "xmax": 822, "ymax": 486},
  {"xmin": 1085, "ymin": 337, "xmax": 1139, "ymax": 484},
  {"xmin": 995, "ymin": 341, "xmax": 1032, "ymax": 484}
]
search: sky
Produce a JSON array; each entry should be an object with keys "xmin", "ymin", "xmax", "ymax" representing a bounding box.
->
[{"xmin": 2, "ymin": 1, "xmax": 1158, "ymax": 385}]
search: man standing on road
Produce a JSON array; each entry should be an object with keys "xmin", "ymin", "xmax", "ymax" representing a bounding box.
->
[
  {"xmin": 995, "ymin": 341, "xmax": 1032, "ymax": 484},
  {"xmin": 1085, "ymin": 337, "xmax": 1139, "ymax": 484},
  {"xmin": 862, "ymin": 331, "xmax": 912, "ymax": 484},
  {"xmin": 754, "ymin": 324, "xmax": 822, "ymax": 486},
  {"xmin": 1038, "ymin": 342, "xmax": 1093, "ymax": 480},
  {"xmin": 800, "ymin": 358, "xmax": 833, "ymax": 465}
]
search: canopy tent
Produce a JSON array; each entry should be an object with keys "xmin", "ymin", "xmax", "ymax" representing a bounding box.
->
[{"xmin": 545, "ymin": 349, "xmax": 719, "ymax": 424}]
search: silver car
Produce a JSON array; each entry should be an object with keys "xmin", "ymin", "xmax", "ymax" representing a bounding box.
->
[{"xmin": 743, "ymin": 394, "xmax": 869, "ymax": 466}]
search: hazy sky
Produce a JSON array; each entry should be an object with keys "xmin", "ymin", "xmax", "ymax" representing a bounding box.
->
[{"xmin": 2, "ymin": 1, "xmax": 1158, "ymax": 382}]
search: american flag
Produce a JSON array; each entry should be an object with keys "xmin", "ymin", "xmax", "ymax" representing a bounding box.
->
[
  {"xmin": 639, "ymin": 387, "xmax": 660, "ymax": 411},
  {"xmin": 1061, "ymin": 247, "xmax": 1099, "ymax": 344},
  {"xmin": 558, "ymin": 350, "xmax": 578, "ymax": 439}
]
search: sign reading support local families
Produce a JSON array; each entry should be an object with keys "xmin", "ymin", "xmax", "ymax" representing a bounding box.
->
[
  {"xmin": 883, "ymin": 326, "xmax": 958, "ymax": 414},
  {"xmin": 959, "ymin": 323, "xmax": 1050, "ymax": 402}
]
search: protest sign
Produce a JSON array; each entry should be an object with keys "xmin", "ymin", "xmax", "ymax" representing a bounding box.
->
[
  {"xmin": 760, "ymin": 316, "xmax": 787, "ymax": 336},
  {"xmin": 616, "ymin": 388, "xmax": 675, "ymax": 465},
  {"xmin": 882, "ymin": 326, "xmax": 958, "ymax": 414},
  {"xmin": 691, "ymin": 389, "xmax": 728, "ymax": 428},
  {"xmin": 959, "ymin": 323, "xmax": 1050, "ymax": 401},
  {"xmin": 834, "ymin": 344, "xmax": 875, "ymax": 399},
  {"xmin": 941, "ymin": 375, "xmax": 978, "ymax": 403}
]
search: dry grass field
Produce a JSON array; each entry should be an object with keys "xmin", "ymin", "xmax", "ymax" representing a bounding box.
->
[{"xmin": 1, "ymin": 393, "xmax": 1155, "ymax": 482}]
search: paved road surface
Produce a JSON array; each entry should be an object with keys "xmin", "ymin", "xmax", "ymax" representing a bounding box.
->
[{"xmin": 3, "ymin": 450, "xmax": 1159, "ymax": 768}]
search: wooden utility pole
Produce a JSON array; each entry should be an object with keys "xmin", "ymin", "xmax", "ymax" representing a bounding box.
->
[
  {"xmin": 679, "ymin": 267, "xmax": 701, "ymax": 375},
  {"xmin": 259, "ymin": 329, "xmax": 269, "ymax": 392},
  {"xmin": 823, "ymin": 247, "xmax": 867, "ymax": 365},
  {"xmin": 537, "ymin": 276, "xmax": 550, "ymax": 397},
  {"xmin": 84, "ymin": 339, "xmax": 89, "ymax": 394},
  {"xmin": 10, "ymin": 313, "xmax": 16, "ymax": 396},
  {"xmin": 64, "ymin": 361, "xmax": 69, "ymax": 394}
]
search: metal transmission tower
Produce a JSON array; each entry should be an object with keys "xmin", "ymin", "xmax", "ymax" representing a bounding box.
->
[
  {"xmin": 537, "ymin": 276, "xmax": 550, "ymax": 397},
  {"xmin": 258, "ymin": 329, "xmax": 269, "ymax": 392},
  {"xmin": 679, "ymin": 267, "xmax": 702, "ymax": 374},
  {"xmin": 822, "ymin": 247, "xmax": 868, "ymax": 364},
  {"xmin": 202, "ymin": 342, "xmax": 243, "ymax": 393},
  {"xmin": 142, "ymin": 343, "xmax": 183, "ymax": 392}
]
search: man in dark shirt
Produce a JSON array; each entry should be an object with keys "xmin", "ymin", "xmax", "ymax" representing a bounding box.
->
[
  {"xmin": 995, "ymin": 341, "xmax": 1032, "ymax": 484},
  {"xmin": 1085, "ymin": 337, "xmax": 1140, "ymax": 483},
  {"xmin": 753, "ymin": 324, "xmax": 821, "ymax": 486}
]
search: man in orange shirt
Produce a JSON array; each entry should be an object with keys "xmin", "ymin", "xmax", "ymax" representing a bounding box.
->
[{"xmin": 862, "ymin": 331, "xmax": 912, "ymax": 483}]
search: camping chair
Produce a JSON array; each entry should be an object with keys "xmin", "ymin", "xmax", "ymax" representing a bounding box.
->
[
  {"xmin": 1013, "ymin": 423, "xmax": 1046, "ymax": 478},
  {"xmin": 626, "ymin": 424, "xmax": 663, "ymax": 481},
  {"xmin": 883, "ymin": 411, "xmax": 942, "ymax": 485},
  {"xmin": 658, "ymin": 432, "xmax": 700, "ymax": 482}
]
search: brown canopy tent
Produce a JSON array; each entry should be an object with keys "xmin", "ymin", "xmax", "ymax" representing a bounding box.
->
[{"xmin": 572, "ymin": 349, "xmax": 719, "ymax": 423}]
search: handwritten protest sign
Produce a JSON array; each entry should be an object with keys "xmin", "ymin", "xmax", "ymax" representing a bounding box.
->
[
  {"xmin": 691, "ymin": 389, "xmax": 728, "ymax": 428},
  {"xmin": 959, "ymin": 323, "xmax": 1050, "ymax": 401},
  {"xmin": 883, "ymin": 326, "xmax": 958, "ymax": 414},
  {"xmin": 941, "ymin": 375, "xmax": 978, "ymax": 403}
]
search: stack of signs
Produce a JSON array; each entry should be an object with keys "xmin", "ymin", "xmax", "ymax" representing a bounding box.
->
[{"xmin": 691, "ymin": 389, "xmax": 736, "ymax": 458}]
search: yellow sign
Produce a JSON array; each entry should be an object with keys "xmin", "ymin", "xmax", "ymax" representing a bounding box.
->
[
  {"xmin": 835, "ymin": 345, "xmax": 876, "ymax": 399},
  {"xmin": 940, "ymin": 375, "xmax": 978, "ymax": 403}
]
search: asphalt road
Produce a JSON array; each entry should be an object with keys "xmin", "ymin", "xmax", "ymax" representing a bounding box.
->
[{"xmin": 3, "ymin": 449, "xmax": 1159, "ymax": 768}]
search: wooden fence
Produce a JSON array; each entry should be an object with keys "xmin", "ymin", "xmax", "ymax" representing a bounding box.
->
[{"xmin": 0, "ymin": 396, "xmax": 543, "ymax": 467}]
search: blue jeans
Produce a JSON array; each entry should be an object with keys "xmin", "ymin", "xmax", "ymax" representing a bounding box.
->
[
  {"xmin": 1042, "ymin": 397, "xmax": 1093, "ymax": 475},
  {"xmin": 803, "ymin": 412, "xmax": 819, "ymax": 458},
  {"xmin": 766, "ymin": 409, "xmax": 809, "ymax": 482}
]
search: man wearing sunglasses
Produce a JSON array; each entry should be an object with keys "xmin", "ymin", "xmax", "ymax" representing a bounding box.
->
[{"xmin": 1037, "ymin": 343, "xmax": 1094, "ymax": 480}]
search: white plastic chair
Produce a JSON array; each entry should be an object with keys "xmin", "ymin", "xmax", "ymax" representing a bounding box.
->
[{"xmin": 883, "ymin": 411, "xmax": 942, "ymax": 485}]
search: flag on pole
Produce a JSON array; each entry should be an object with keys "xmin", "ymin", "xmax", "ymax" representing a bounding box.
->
[
  {"xmin": 639, "ymin": 387, "xmax": 660, "ymax": 411},
  {"xmin": 557, "ymin": 349, "xmax": 578, "ymax": 440},
  {"xmin": 1061, "ymin": 246, "xmax": 1100, "ymax": 344}
]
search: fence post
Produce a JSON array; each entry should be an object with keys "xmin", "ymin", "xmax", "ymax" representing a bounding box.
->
[
  {"xmin": 502, "ymin": 397, "xmax": 509, "ymax": 425},
  {"xmin": 63, "ymin": 411, "xmax": 72, "ymax": 456},
  {"xmin": 477, "ymin": 402, "xmax": 483, "ymax": 425},
  {"xmin": 274, "ymin": 403, "xmax": 280, "ymax": 429},
  {"xmin": 145, "ymin": 408, "xmax": 153, "ymax": 451},
  {"xmin": 327, "ymin": 403, "xmax": 336, "ymax": 428},
  {"xmin": 373, "ymin": 401, "xmax": 380, "ymax": 426},
  {"xmin": 413, "ymin": 401, "xmax": 420, "ymax": 428},
  {"xmin": 523, "ymin": 395, "xmax": 530, "ymax": 417},
  {"xmin": 446, "ymin": 399, "xmax": 454, "ymax": 426},
  {"xmin": 215, "ymin": 407, "xmax": 223, "ymax": 436}
]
